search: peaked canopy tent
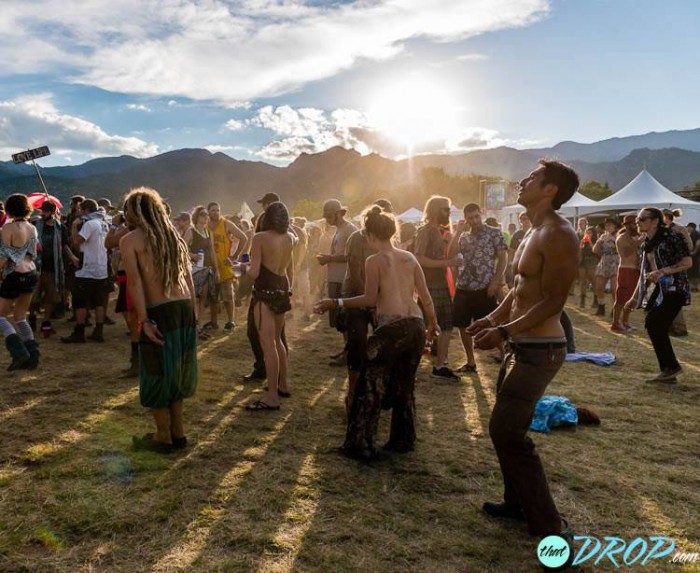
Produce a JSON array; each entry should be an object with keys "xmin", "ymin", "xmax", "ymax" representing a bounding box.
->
[
  {"xmin": 501, "ymin": 191, "xmax": 600, "ymax": 224},
  {"xmin": 577, "ymin": 170, "xmax": 700, "ymax": 225},
  {"xmin": 396, "ymin": 207, "xmax": 424, "ymax": 223}
]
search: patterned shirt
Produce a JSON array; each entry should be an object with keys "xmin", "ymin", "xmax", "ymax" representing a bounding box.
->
[
  {"xmin": 456, "ymin": 224, "xmax": 507, "ymax": 291},
  {"xmin": 651, "ymin": 229, "xmax": 691, "ymax": 306}
]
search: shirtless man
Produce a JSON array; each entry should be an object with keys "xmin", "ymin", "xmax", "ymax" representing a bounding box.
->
[
  {"xmin": 467, "ymin": 160, "xmax": 580, "ymax": 546},
  {"xmin": 120, "ymin": 187, "xmax": 198, "ymax": 454},
  {"xmin": 612, "ymin": 215, "xmax": 643, "ymax": 333},
  {"xmin": 315, "ymin": 206, "xmax": 439, "ymax": 460}
]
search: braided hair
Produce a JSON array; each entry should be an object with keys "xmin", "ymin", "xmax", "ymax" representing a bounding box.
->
[{"xmin": 123, "ymin": 187, "xmax": 191, "ymax": 297}]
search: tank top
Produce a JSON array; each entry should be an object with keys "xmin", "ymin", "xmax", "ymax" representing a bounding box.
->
[
  {"xmin": 210, "ymin": 218, "xmax": 234, "ymax": 281},
  {"xmin": 189, "ymin": 226, "xmax": 213, "ymax": 268}
]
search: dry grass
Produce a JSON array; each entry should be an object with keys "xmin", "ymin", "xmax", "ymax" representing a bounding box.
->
[{"xmin": 0, "ymin": 297, "xmax": 699, "ymax": 572}]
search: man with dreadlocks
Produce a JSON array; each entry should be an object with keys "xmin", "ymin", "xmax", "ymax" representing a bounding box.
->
[{"xmin": 120, "ymin": 187, "xmax": 199, "ymax": 454}]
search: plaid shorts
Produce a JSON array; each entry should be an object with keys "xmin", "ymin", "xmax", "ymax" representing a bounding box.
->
[{"xmin": 428, "ymin": 286, "xmax": 453, "ymax": 331}]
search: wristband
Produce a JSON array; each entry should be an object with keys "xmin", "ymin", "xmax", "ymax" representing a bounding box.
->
[
  {"xmin": 336, "ymin": 298, "xmax": 344, "ymax": 308},
  {"xmin": 497, "ymin": 325, "xmax": 510, "ymax": 340}
]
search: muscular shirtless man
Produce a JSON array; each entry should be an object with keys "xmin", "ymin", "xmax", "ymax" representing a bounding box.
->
[
  {"xmin": 120, "ymin": 187, "xmax": 199, "ymax": 454},
  {"xmin": 467, "ymin": 160, "xmax": 580, "ymax": 545},
  {"xmin": 612, "ymin": 215, "xmax": 643, "ymax": 333},
  {"xmin": 315, "ymin": 206, "xmax": 439, "ymax": 460}
]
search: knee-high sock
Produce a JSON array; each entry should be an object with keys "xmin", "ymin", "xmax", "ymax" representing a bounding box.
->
[
  {"xmin": 0, "ymin": 317, "xmax": 17, "ymax": 338},
  {"xmin": 15, "ymin": 320, "xmax": 34, "ymax": 342}
]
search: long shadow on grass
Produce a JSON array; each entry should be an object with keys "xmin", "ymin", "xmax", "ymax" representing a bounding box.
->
[{"xmin": 135, "ymin": 373, "xmax": 347, "ymax": 571}]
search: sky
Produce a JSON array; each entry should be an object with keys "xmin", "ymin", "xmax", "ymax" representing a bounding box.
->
[{"xmin": 1, "ymin": 0, "xmax": 699, "ymax": 167}]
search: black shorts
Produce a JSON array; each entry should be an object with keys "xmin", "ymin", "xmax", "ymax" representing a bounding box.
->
[
  {"xmin": 453, "ymin": 288, "xmax": 497, "ymax": 328},
  {"xmin": 328, "ymin": 282, "xmax": 343, "ymax": 329},
  {"xmin": 72, "ymin": 277, "xmax": 109, "ymax": 310},
  {"xmin": 0, "ymin": 270, "xmax": 39, "ymax": 299}
]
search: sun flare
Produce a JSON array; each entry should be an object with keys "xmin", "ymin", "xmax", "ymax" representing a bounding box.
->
[{"xmin": 366, "ymin": 77, "xmax": 461, "ymax": 151}]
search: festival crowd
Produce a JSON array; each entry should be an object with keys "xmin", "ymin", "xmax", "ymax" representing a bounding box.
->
[{"xmin": 0, "ymin": 159, "xmax": 695, "ymax": 560}]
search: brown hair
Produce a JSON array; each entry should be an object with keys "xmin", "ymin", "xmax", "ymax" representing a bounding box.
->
[
  {"xmin": 539, "ymin": 159, "xmax": 580, "ymax": 209},
  {"xmin": 363, "ymin": 205, "xmax": 396, "ymax": 241},
  {"xmin": 4, "ymin": 194, "xmax": 31, "ymax": 220}
]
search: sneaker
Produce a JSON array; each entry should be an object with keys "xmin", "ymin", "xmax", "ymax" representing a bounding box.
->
[
  {"xmin": 243, "ymin": 370, "xmax": 266, "ymax": 382},
  {"xmin": 645, "ymin": 366, "xmax": 682, "ymax": 383},
  {"xmin": 482, "ymin": 501, "xmax": 526, "ymax": 521},
  {"xmin": 455, "ymin": 362, "xmax": 477, "ymax": 373},
  {"xmin": 430, "ymin": 366, "xmax": 460, "ymax": 381},
  {"xmin": 610, "ymin": 324, "xmax": 628, "ymax": 334},
  {"xmin": 223, "ymin": 321, "xmax": 236, "ymax": 331},
  {"xmin": 202, "ymin": 322, "xmax": 218, "ymax": 331}
]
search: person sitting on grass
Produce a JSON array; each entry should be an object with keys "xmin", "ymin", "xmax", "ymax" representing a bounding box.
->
[
  {"xmin": 315, "ymin": 206, "xmax": 439, "ymax": 461},
  {"xmin": 244, "ymin": 201, "xmax": 295, "ymax": 411},
  {"xmin": 120, "ymin": 187, "xmax": 199, "ymax": 454}
]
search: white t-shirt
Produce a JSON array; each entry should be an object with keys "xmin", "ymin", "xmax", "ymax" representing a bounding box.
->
[{"xmin": 76, "ymin": 218, "xmax": 109, "ymax": 279}]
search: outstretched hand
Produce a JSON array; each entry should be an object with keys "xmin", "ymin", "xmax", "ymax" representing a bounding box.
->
[
  {"xmin": 467, "ymin": 317, "xmax": 491, "ymax": 337},
  {"xmin": 314, "ymin": 298, "xmax": 334, "ymax": 314},
  {"xmin": 473, "ymin": 327, "xmax": 502, "ymax": 350}
]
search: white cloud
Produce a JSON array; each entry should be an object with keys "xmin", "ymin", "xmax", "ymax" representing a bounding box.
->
[
  {"xmin": 0, "ymin": 93, "xmax": 159, "ymax": 159},
  {"xmin": 126, "ymin": 103, "xmax": 151, "ymax": 112},
  {"xmin": 0, "ymin": 1, "xmax": 549, "ymax": 104},
  {"xmin": 250, "ymin": 104, "xmax": 509, "ymax": 162},
  {"xmin": 224, "ymin": 119, "xmax": 246, "ymax": 131},
  {"xmin": 456, "ymin": 53, "xmax": 489, "ymax": 61}
]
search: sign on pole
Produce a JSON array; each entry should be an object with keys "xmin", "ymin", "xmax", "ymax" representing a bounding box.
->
[{"xmin": 12, "ymin": 146, "xmax": 51, "ymax": 164}]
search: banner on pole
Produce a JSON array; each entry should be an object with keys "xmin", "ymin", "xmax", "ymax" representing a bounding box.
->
[{"xmin": 12, "ymin": 146, "xmax": 51, "ymax": 164}]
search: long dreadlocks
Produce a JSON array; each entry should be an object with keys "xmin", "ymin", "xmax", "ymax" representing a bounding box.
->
[{"xmin": 123, "ymin": 187, "xmax": 191, "ymax": 297}]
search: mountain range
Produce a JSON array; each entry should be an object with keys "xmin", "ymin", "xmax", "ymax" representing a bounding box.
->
[{"xmin": 2, "ymin": 128, "xmax": 700, "ymax": 213}]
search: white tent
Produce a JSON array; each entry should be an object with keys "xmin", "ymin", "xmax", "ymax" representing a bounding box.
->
[
  {"xmin": 501, "ymin": 192, "xmax": 600, "ymax": 226},
  {"xmin": 578, "ymin": 170, "xmax": 700, "ymax": 224},
  {"xmin": 396, "ymin": 207, "xmax": 423, "ymax": 223}
]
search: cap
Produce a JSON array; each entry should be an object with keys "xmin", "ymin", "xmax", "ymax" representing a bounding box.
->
[
  {"xmin": 623, "ymin": 214, "xmax": 636, "ymax": 225},
  {"xmin": 40, "ymin": 200, "xmax": 57, "ymax": 213},
  {"xmin": 97, "ymin": 198, "xmax": 113, "ymax": 208},
  {"xmin": 322, "ymin": 199, "xmax": 348, "ymax": 217},
  {"xmin": 257, "ymin": 192, "xmax": 280, "ymax": 205}
]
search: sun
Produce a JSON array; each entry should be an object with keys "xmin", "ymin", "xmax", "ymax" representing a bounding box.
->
[{"xmin": 366, "ymin": 76, "xmax": 461, "ymax": 152}]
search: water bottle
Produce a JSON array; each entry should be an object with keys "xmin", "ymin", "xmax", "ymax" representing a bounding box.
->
[{"xmin": 196, "ymin": 249, "xmax": 205, "ymax": 269}]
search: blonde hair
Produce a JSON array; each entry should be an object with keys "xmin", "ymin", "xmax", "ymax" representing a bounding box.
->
[
  {"xmin": 124, "ymin": 187, "xmax": 191, "ymax": 297},
  {"xmin": 423, "ymin": 195, "xmax": 452, "ymax": 227}
]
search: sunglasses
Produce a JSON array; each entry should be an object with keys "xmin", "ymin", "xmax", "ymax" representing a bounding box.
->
[
  {"xmin": 636, "ymin": 216, "xmax": 651, "ymax": 223},
  {"xmin": 440, "ymin": 207, "xmax": 451, "ymax": 212}
]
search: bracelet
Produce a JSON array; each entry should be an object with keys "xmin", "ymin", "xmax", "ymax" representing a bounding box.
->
[
  {"xmin": 485, "ymin": 315, "xmax": 496, "ymax": 327},
  {"xmin": 336, "ymin": 298, "xmax": 344, "ymax": 308},
  {"xmin": 497, "ymin": 325, "xmax": 510, "ymax": 340}
]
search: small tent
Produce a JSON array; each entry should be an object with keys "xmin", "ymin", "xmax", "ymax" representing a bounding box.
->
[{"xmin": 396, "ymin": 207, "xmax": 423, "ymax": 223}]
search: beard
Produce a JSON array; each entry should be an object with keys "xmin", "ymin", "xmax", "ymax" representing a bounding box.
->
[{"xmin": 438, "ymin": 212, "xmax": 450, "ymax": 226}]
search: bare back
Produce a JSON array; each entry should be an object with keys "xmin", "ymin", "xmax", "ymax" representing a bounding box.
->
[
  {"xmin": 257, "ymin": 231, "xmax": 294, "ymax": 276},
  {"xmin": 122, "ymin": 227, "xmax": 190, "ymax": 306},
  {"xmin": 510, "ymin": 214, "xmax": 579, "ymax": 337},
  {"xmin": 367, "ymin": 248, "xmax": 423, "ymax": 319}
]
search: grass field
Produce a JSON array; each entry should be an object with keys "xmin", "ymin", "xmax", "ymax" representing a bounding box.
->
[{"xmin": 0, "ymin": 297, "xmax": 698, "ymax": 572}]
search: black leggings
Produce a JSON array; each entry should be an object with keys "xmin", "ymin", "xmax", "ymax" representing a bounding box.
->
[{"xmin": 645, "ymin": 292, "xmax": 685, "ymax": 371}]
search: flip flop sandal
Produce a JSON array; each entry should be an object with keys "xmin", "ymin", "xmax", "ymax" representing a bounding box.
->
[{"xmin": 245, "ymin": 399, "xmax": 280, "ymax": 411}]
